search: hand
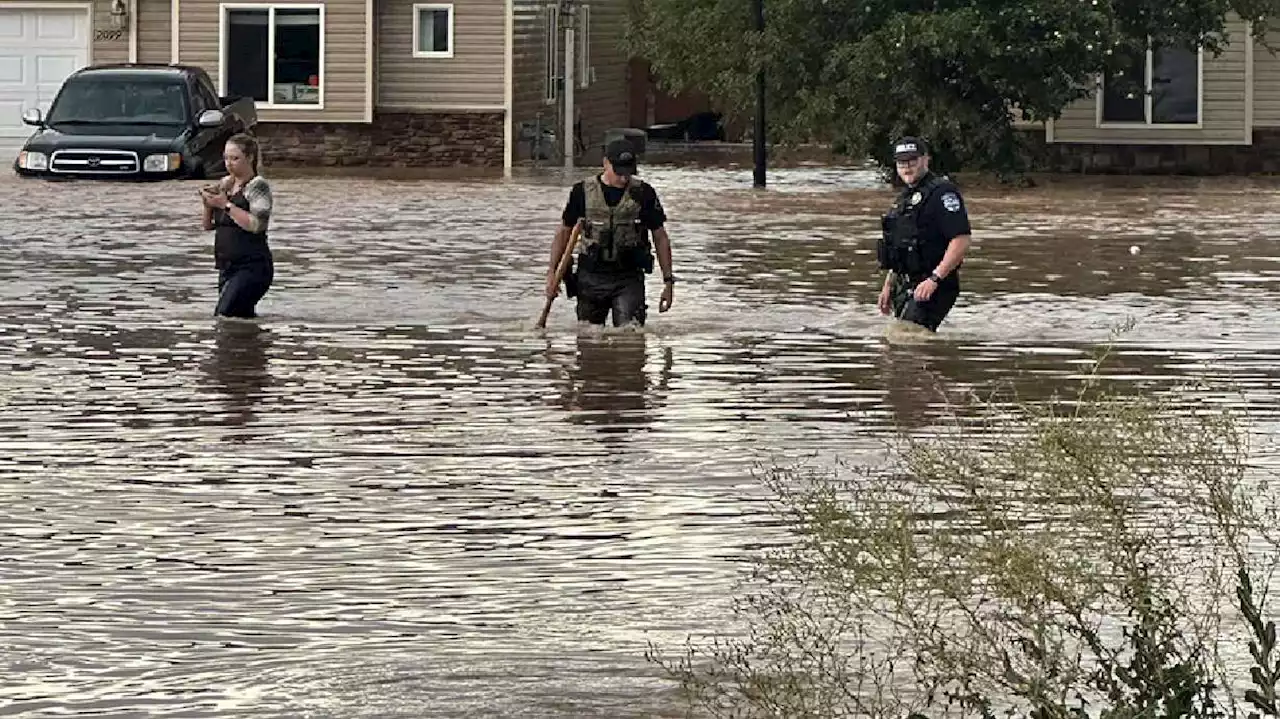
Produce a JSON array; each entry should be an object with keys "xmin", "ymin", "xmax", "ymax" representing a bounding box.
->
[
  {"xmin": 913, "ymin": 277, "xmax": 938, "ymax": 303},
  {"xmin": 201, "ymin": 187, "xmax": 229, "ymax": 209},
  {"xmin": 659, "ymin": 282, "xmax": 674, "ymax": 312},
  {"xmin": 877, "ymin": 283, "xmax": 892, "ymax": 315},
  {"xmin": 545, "ymin": 272, "xmax": 560, "ymax": 300}
]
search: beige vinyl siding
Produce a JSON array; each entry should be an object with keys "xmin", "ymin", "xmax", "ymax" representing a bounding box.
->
[
  {"xmin": 570, "ymin": 0, "xmax": 627, "ymax": 150},
  {"xmin": 509, "ymin": 0, "xmax": 551, "ymax": 161},
  {"xmin": 178, "ymin": 0, "xmax": 369, "ymax": 122},
  {"xmin": 510, "ymin": 0, "xmax": 628, "ymax": 161},
  {"xmin": 1250, "ymin": 30, "xmax": 1280, "ymax": 126},
  {"xmin": 136, "ymin": 0, "xmax": 170, "ymax": 63},
  {"xmin": 1051, "ymin": 20, "xmax": 1249, "ymax": 144},
  {"xmin": 92, "ymin": 0, "xmax": 129, "ymax": 63},
  {"xmin": 376, "ymin": 0, "xmax": 503, "ymax": 109}
]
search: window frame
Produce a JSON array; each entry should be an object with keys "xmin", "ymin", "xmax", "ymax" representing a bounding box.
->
[
  {"xmin": 217, "ymin": 3, "xmax": 327, "ymax": 111},
  {"xmin": 411, "ymin": 3, "xmax": 454, "ymax": 59},
  {"xmin": 544, "ymin": 4, "xmax": 558, "ymax": 104},
  {"xmin": 1096, "ymin": 43, "xmax": 1204, "ymax": 129},
  {"xmin": 577, "ymin": 4, "xmax": 590, "ymax": 89}
]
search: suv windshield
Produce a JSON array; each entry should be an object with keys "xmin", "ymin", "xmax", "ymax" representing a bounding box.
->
[{"xmin": 47, "ymin": 79, "xmax": 188, "ymax": 124}]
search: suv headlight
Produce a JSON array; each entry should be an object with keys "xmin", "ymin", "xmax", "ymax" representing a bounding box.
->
[
  {"xmin": 17, "ymin": 151, "xmax": 47, "ymax": 170},
  {"xmin": 143, "ymin": 153, "xmax": 181, "ymax": 172}
]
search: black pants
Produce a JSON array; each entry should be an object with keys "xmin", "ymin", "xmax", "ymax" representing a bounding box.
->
[
  {"xmin": 573, "ymin": 269, "xmax": 647, "ymax": 327},
  {"xmin": 216, "ymin": 258, "xmax": 274, "ymax": 319},
  {"xmin": 890, "ymin": 272, "xmax": 960, "ymax": 332}
]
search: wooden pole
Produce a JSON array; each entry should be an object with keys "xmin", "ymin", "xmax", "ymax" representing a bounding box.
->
[{"xmin": 535, "ymin": 220, "xmax": 583, "ymax": 329}]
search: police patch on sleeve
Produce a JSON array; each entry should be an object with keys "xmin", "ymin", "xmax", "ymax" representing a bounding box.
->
[{"xmin": 941, "ymin": 192, "xmax": 963, "ymax": 212}]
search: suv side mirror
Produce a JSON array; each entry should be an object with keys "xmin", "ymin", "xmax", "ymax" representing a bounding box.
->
[
  {"xmin": 197, "ymin": 109, "xmax": 224, "ymax": 128},
  {"xmin": 21, "ymin": 108, "xmax": 43, "ymax": 126}
]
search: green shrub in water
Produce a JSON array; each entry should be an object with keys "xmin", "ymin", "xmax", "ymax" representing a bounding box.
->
[{"xmin": 646, "ymin": 343, "xmax": 1280, "ymax": 718}]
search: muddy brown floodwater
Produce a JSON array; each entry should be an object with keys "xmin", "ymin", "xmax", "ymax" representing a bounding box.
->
[{"xmin": 4, "ymin": 163, "xmax": 1280, "ymax": 718}]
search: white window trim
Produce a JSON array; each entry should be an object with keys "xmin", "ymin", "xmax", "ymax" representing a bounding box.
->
[
  {"xmin": 544, "ymin": 5, "xmax": 558, "ymax": 104},
  {"xmin": 412, "ymin": 3, "xmax": 454, "ymax": 59},
  {"xmin": 1095, "ymin": 44, "xmax": 1204, "ymax": 130},
  {"xmin": 577, "ymin": 4, "xmax": 590, "ymax": 89},
  {"xmin": 218, "ymin": 3, "xmax": 326, "ymax": 111}
]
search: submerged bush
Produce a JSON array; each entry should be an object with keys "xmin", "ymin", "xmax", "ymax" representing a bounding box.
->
[{"xmin": 647, "ymin": 346, "xmax": 1280, "ymax": 719}]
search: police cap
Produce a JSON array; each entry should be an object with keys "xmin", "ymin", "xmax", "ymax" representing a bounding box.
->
[{"xmin": 893, "ymin": 136, "xmax": 928, "ymax": 161}]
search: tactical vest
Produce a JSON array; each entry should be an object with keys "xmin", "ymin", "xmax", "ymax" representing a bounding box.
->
[
  {"xmin": 577, "ymin": 175, "xmax": 651, "ymax": 271},
  {"xmin": 877, "ymin": 173, "xmax": 947, "ymax": 277}
]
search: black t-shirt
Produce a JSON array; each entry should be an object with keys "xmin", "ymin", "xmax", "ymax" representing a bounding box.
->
[{"xmin": 562, "ymin": 175, "xmax": 668, "ymax": 230}]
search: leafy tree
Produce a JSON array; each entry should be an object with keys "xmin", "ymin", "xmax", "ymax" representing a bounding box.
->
[{"xmin": 623, "ymin": 0, "xmax": 1280, "ymax": 179}]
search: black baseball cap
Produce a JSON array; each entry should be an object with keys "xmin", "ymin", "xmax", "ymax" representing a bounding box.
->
[
  {"xmin": 604, "ymin": 138, "xmax": 638, "ymax": 174},
  {"xmin": 893, "ymin": 136, "xmax": 928, "ymax": 160}
]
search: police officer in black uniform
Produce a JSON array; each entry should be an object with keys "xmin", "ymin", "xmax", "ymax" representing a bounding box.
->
[
  {"xmin": 546, "ymin": 138, "xmax": 676, "ymax": 327},
  {"xmin": 876, "ymin": 136, "xmax": 973, "ymax": 332}
]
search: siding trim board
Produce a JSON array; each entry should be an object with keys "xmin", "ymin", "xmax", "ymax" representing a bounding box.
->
[
  {"xmin": 503, "ymin": 0, "xmax": 513, "ymax": 171},
  {"xmin": 217, "ymin": 3, "xmax": 327, "ymax": 111},
  {"xmin": 1245, "ymin": 21, "xmax": 1255, "ymax": 143},
  {"xmin": 380, "ymin": 104, "xmax": 504, "ymax": 111},
  {"xmin": 171, "ymin": 0, "xmax": 179, "ymax": 61},
  {"xmin": 1094, "ymin": 47, "xmax": 1206, "ymax": 130},
  {"xmin": 365, "ymin": 0, "xmax": 373, "ymax": 121},
  {"xmin": 128, "ymin": 0, "xmax": 137, "ymax": 61}
]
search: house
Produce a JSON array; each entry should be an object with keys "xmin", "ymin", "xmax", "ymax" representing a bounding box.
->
[
  {"xmin": 0, "ymin": 0, "xmax": 631, "ymax": 170},
  {"xmin": 1016, "ymin": 18, "xmax": 1280, "ymax": 174}
]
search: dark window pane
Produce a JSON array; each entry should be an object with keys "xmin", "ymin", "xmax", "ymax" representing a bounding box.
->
[
  {"xmin": 416, "ymin": 8, "xmax": 450, "ymax": 53},
  {"xmin": 226, "ymin": 9, "xmax": 269, "ymax": 102},
  {"xmin": 1152, "ymin": 46, "xmax": 1199, "ymax": 124},
  {"xmin": 1101, "ymin": 50, "xmax": 1146, "ymax": 123},
  {"xmin": 273, "ymin": 8, "xmax": 321, "ymax": 105}
]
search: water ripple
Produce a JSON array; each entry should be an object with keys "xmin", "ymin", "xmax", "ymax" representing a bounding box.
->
[{"xmin": 3, "ymin": 166, "xmax": 1280, "ymax": 716}]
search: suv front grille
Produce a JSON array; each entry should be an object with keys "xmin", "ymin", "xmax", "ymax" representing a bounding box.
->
[{"xmin": 50, "ymin": 149, "xmax": 140, "ymax": 175}]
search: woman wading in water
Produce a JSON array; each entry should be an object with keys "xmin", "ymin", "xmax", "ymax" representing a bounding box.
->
[{"xmin": 200, "ymin": 133, "xmax": 274, "ymax": 319}]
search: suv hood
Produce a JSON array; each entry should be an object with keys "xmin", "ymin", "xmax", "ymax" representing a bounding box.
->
[{"xmin": 24, "ymin": 123, "xmax": 188, "ymax": 152}]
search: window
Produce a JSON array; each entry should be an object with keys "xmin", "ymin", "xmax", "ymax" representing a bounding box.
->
[
  {"xmin": 190, "ymin": 78, "xmax": 218, "ymax": 116},
  {"xmin": 221, "ymin": 4, "xmax": 324, "ymax": 108},
  {"xmin": 413, "ymin": 4, "xmax": 453, "ymax": 58},
  {"xmin": 1100, "ymin": 43, "xmax": 1201, "ymax": 125},
  {"xmin": 577, "ymin": 4, "xmax": 589, "ymax": 88},
  {"xmin": 544, "ymin": 5, "xmax": 558, "ymax": 103},
  {"xmin": 197, "ymin": 75, "xmax": 221, "ymax": 107}
]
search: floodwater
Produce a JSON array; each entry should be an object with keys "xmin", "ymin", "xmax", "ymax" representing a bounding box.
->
[{"xmin": 4, "ymin": 163, "xmax": 1280, "ymax": 717}]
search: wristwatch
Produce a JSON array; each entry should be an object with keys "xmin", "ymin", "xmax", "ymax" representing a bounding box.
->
[
  {"xmin": 928, "ymin": 272, "xmax": 943, "ymax": 283},
  {"xmin": 663, "ymin": 275, "xmax": 677, "ymax": 285}
]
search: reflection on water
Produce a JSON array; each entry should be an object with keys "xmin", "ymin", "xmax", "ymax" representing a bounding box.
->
[
  {"xmin": 878, "ymin": 342, "xmax": 958, "ymax": 431},
  {"xmin": 2, "ymin": 167, "xmax": 1280, "ymax": 717},
  {"xmin": 204, "ymin": 320, "xmax": 274, "ymax": 430},
  {"xmin": 555, "ymin": 330, "xmax": 673, "ymax": 438}
]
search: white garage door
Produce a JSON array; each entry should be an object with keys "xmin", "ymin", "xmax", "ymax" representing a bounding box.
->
[{"xmin": 0, "ymin": 7, "xmax": 90, "ymax": 150}]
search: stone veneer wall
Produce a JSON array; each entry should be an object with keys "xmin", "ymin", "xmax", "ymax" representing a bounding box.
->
[
  {"xmin": 1019, "ymin": 128, "xmax": 1280, "ymax": 175},
  {"xmin": 254, "ymin": 112, "xmax": 504, "ymax": 168}
]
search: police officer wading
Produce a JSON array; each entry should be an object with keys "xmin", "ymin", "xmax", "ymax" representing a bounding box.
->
[
  {"xmin": 546, "ymin": 138, "xmax": 676, "ymax": 327},
  {"xmin": 876, "ymin": 136, "xmax": 973, "ymax": 332}
]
